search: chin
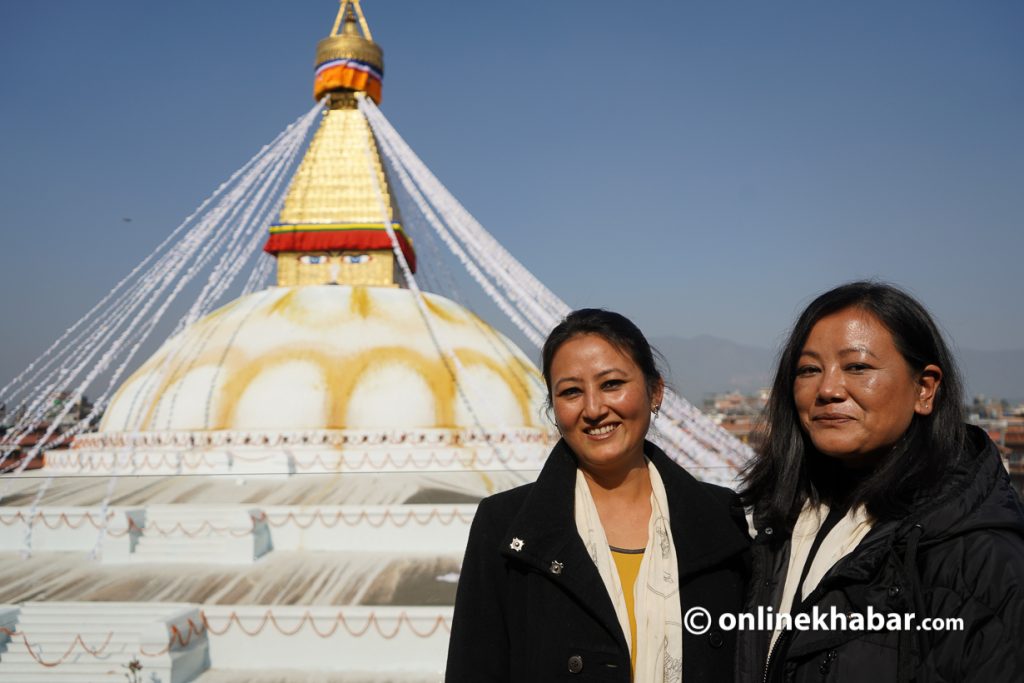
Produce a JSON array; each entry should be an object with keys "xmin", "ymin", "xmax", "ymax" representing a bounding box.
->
[
  {"xmin": 813, "ymin": 445, "xmax": 885, "ymax": 469},
  {"xmin": 809, "ymin": 432, "xmax": 863, "ymax": 458},
  {"xmin": 568, "ymin": 435, "xmax": 619, "ymax": 456},
  {"xmin": 812, "ymin": 440, "xmax": 859, "ymax": 459},
  {"xmin": 575, "ymin": 443, "xmax": 624, "ymax": 462}
]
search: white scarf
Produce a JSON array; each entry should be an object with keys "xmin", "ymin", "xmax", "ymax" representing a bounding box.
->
[
  {"xmin": 769, "ymin": 502, "xmax": 873, "ymax": 651},
  {"xmin": 574, "ymin": 462, "xmax": 683, "ymax": 683}
]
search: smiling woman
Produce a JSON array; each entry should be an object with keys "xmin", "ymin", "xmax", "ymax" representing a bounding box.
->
[
  {"xmin": 736, "ymin": 281, "xmax": 1024, "ymax": 683},
  {"xmin": 446, "ymin": 309, "xmax": 751, "ymax": 683},
  {"xmin": 549, "ymin": 334, "xmax": 663, "ymax": 493}
]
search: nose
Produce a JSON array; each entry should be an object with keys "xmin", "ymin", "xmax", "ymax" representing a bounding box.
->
[
  {"xmin": 581, "ymin": 387, "xmax": 607, "ymax": 422},
  {"xmin": 816, "ymin": 366, "xmax": 847, "ymax": 403}
]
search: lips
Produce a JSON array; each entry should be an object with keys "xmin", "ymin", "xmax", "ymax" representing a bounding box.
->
[
  {"xmin": 583, "ymin": 423, "xmax": 620, "ymax": 439},
  {"xmin": 812, "ymin": 414, "xmax": 855, "ymax": 423}
]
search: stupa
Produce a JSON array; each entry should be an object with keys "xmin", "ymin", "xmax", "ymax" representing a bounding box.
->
[
  {"xmin": 0, "ymin": 2, "xmax": 750, "ymax": 681},
  {"xmin": 0, "ymin": 4, "xmax": 551, "ymax": 681},
  {"xmin": 62, "ymin": 1, "xmax": 550, "ymax": 479}
]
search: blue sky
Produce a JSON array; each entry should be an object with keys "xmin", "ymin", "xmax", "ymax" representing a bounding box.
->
[{"xmin": 1, "ymin": 1, "xmax": 1021, "ymax": 386}]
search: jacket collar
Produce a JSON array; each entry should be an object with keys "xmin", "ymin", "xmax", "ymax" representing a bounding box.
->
[
  {"xmin": 908, "ymin": 425, "xmax": 1024, "ymax": 542},
  {"xmin": 814, "ymin": 425, "xmax": 1023, "ymax": 584},
  {"xmin": 498, "ymin": 439, "xmax": 750, "ymax": 645}
]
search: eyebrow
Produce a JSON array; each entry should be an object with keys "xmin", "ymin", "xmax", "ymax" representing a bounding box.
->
[
  {"xmin": 799, "ymin": 347, "xmax": 879, "ymax": 359},
  {"xmin": 554, "ymin": 368, "xmax": 624, "ymax": 388}
]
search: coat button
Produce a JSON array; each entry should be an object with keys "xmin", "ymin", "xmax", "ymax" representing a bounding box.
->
[
  {"xmin": 888, "ymin": 585, "xmax": 902, "ymax": 598},
  {"xmin": 708, "ymin": 630, "xmax": 725, "ymax": 648},
  {"xmin": 567, "ymin": 655, "xmax": 584, "ymax": 673}
]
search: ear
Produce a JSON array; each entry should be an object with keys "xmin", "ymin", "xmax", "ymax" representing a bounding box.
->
[
  {"xmin": 651, "ymin": 378, "xmax": 665, "ymax": 413},
  {"xmin": 914, "ymin": 364, "xmax": 942, "ymax": 416}
]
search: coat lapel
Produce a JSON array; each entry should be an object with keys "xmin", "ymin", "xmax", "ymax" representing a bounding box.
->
[
  {"xmin": 497, "ymin": 440, "xmax": 750, "ymax": 653},
  {"xmin": 499, "ymin": 440, "xmax": 629, "ymax": 651},
  {"xmin": 647, "ymin": 444, "xmax": 751, "ymax": 580}
]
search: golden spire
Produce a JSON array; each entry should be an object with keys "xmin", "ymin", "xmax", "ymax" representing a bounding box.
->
[
  {"xmin": 330, "ymin": 0, "xmax": 373, "ymax": 41},
  {"xmin": 314, "ymin": 0, "xmax": 383, "ymax": 105},
  {"xmin": 262, "ymin": 1, "xmax": 414, "ymax": 289}
]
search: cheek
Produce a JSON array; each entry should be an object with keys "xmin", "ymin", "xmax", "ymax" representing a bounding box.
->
[
  {"xmin": 792, "ymin": 382, "xmax": 814, "ymax": 412},
  {"xmin": 606, "ymin": 393, "xmax": 647, "ymax": 419},
  {"xmin": 861, "ymin": 378, "xmax": 918, "ymax": 432},
  {"xmin": 611, "ymin": 391, "xmax": 652, "ymax": 423},
  {"xmin": 880, "ymin": 390, "xmax": 919, "ymax": 428},
  {"xmin": 861, "ymin": 375, "xmax": 884, "ymax": 392},
  {"xmin": 551, "ymin": 400, "xmax": 575, "ymax": 429},
  {"xmin": 863, "ymin": 375, "xmax": 909, "ymax": 409}
]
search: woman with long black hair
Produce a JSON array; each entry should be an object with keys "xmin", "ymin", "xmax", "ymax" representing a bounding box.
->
[{"xmin": 736, "ymin": 281, "xmax": 1024, "ymax": 682}]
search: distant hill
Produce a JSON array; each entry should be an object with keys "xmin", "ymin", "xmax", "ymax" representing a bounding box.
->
[
  {"xmin": 650, "ymin": 335, "xmax": 775, "ymax": 404},
  {"xmin": 651, "ymin": 334, "xmax": 1024, "ymax": 405},
  {"xmin": 958, "ymin": 348, "xmax": 1024, "ymax": 403}
]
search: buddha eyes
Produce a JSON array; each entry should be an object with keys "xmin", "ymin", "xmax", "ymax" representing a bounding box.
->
[{"xmin": 297, "ymin": 254, "xmax": 371, "ymax": 265}]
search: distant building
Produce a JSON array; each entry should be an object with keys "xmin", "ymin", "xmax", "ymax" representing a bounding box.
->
[
  {"xmin": 45, "ymin": 391, "xmax": 94, "ymax": 427},
  {"xmin": 0, "ymin": 393, "xmax": 94, "ymax": 473},
  {"xmin": 703, "ymin": 389, "xmax": 768, "ymax": 451},
  {"xmin": 700, "ymin": 392, "xmax": 1024, "ymax": 496},
  {"xmin": 968, "ymin": 395, "xmax": 1024, "ymax": 497}
]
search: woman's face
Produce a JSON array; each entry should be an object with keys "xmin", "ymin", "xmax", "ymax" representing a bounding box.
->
[
  {"xmin": 549, "ymin": 334, "xmax": 662, "ymax": 474},
  {"xmin": 793, "ymin": 307, "xmax": 940, "ymax": 466}
]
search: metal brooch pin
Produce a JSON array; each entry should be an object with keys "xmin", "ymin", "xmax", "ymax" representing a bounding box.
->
[
  {"xmin": 509, "ymin": 537, "xmax": 525, "ymax": 552},
  {"xmin": 549, "ymin": 560, "xmax": 564, "ymax": 575}
]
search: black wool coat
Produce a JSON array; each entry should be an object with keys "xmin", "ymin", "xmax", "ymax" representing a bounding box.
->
[
  {"xmin": 735, "ymin": 426, "xmax": 1024, "ymax": 683},
  {"xmin": 445, "ymin": 439, "xmax": 751, "ymax": 683}
]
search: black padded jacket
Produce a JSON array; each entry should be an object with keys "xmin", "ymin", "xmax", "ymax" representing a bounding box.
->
[{"xmin": 735, "ymin": 426, "xmax": 1024, "ymax": 683}]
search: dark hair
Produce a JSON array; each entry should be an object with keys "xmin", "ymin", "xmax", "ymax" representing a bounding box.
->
[
  {"xmin": 541, "ymin": 309, "xmax": 663, "ymax": 404},
  {"xmin": 739, "ymin": 281, "xmax": 966, "ymax": 527}
]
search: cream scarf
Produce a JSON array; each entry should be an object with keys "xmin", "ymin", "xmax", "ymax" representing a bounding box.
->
[
  {"xmin": 769, "ymin": 502, "xmax": 874, "ymax": 651},
  {"xmin": 574, "ymin": 462, "xmax": 683, "ymax": 683}
]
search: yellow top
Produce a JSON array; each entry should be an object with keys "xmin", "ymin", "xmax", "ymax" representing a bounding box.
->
[{"xmin": 611, "ymin": 547, "xmax": 644, "ymax": 677}]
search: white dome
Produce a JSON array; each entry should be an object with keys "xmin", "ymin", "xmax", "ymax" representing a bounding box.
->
[{"xmin": 99, "ymin": 286, "xmax": 548, "ymax": 433}]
